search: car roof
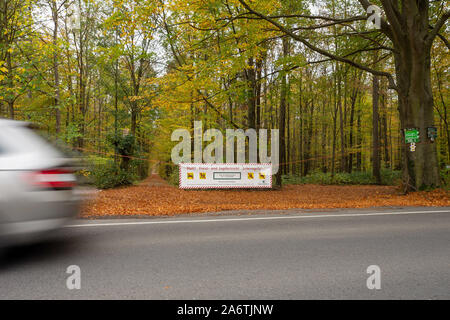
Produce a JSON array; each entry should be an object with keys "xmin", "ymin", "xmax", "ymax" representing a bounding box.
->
[{"xmin": 0, "ymin": 119, "xmax": 30, "ymax": 127}]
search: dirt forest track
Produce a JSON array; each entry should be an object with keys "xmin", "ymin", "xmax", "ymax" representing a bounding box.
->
[{"xmin": 79, "ymin": 175, "xmax": 450, "ymax": 218}]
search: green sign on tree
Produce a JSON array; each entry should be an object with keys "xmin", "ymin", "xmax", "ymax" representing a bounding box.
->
[{"xmin": 404, "ymin": 128, "xmax": 420, "ymax": 144}]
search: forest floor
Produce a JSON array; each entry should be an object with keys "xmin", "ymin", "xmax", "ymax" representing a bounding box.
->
[{"xmin": 80, "ymin": 174, "xmax": 450, "ymax": 218}]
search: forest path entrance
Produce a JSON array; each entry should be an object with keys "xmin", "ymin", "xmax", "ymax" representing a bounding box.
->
[{"xmin": 139, "ymin": 174, "xmax": 171, "ymax": 187}]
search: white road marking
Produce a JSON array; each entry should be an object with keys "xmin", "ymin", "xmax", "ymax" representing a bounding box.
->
[{"xmin": 66, "ymin": 210, "xmax": 450, "ymax": 228}]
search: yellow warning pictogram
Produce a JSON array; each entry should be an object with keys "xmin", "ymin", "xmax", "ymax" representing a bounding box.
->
[
  {"xmin": 259, "ymin": 173, "xmax": 265, "ymax": 179},
  {"xmin": 199, "ymin": 172, "xmax": 206, "ymax": 179},
  {"xmin": 187, "ymin": 172, "xmax": 194, "ymax": 180},
  {"xmin": 248, "ymin": 172, "xmax": 254, "ymax": 180}
]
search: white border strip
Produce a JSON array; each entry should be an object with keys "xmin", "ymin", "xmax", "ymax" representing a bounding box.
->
[
  {"xmin": 179, "ymin": 163, "xmax": 272, "ymax": 189},
  {"xmin": 66, "ymin": 210, "xmax": 450, "ymax": 228}
]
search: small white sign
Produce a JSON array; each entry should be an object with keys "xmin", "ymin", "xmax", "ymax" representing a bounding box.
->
[{"xmin": 179, "ymin": 163, "xmax": 272, "ymax": 189}]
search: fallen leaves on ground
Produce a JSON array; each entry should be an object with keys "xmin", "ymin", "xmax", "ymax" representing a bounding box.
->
[{"xmin": 80, "ymin": 175, "xmax": 450, "ymax": 218}]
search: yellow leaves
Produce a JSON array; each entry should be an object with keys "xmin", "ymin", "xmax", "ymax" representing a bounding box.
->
[
  {"xmin": 127, "ymin": 95, "xmax": 144, "ymax": 102},
  {"xmin": 79, "ymin": 169, "xmax": 91, "ymax": 177},
  {"xmin": 0, "ymin": 66, "xmax": 8, "ymax": 73}
]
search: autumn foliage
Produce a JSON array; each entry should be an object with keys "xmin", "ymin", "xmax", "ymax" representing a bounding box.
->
[{"xmin": 81, "ymin": 175, "xmax": 450, "ymax": 218}]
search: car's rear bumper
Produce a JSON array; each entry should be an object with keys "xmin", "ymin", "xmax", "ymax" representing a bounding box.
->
[
  {"xmin": 0, "ymin": 217, "xmax": 72, "ymax": 246},
  {"xmin": 0, "ymin": 198, "xmax": 80, "ymax": 247},
  {"xmin": 1, "ymin": 217, "xmax": 73, "ymax": 236}
]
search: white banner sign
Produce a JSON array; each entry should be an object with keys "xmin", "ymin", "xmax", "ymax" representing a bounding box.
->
[{"xmin": 179, "ymin": 163, "xmax": 272, "ymax": 189}]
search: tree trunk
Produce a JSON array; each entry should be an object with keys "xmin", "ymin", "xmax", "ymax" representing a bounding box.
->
[
  {"xmin": 391, "ymin": 1, "xmax": 441, "ymax": 190},
  {"xmin": 372, "ymin": 74, "xmax": 382, "ymax": 184},
  {"xmin": 395, "ymin": 50, "xmax": 440, "ymax": 190},
  {"xmin": 298, "ymin": 72, "xmax": 303, "ymax": 175},
  {"xmin": 347, "ymin": 76, "xmax": 359, "ymax": 173},
  {"xmin": 286, "ymin": 89, "xmax": 290, "ymax": 175},
  {"xmin": 338, "ymin": 72, "xmax": 345, "ymax": 172},
  {"xmin": 246, "ymin": 57, "xmax": 256, "ymax": 130},
  {"xmin": 51, "ymin": 1, "xmax": 61, "ymax": 134},
  {"xmin": 321, "ymin": 98, "xmax": 327, "ymax": 173},
  {"xmin": 131, "ymin": 104, "xmax": 137, "ymax": 136},
  {"xmin": 255, "ymin": 57, "xmax": 263, "ymax": 131},
  {"xmin": 381, "ymin": 84, "xmax": 390, "ymax": 168},
  {"xmin": 304, "ymin": 99, "xmax": 314, "ymax": 176},
  {"xmin": 331, "ymin": 66, "xmax": 338, "ymax": 178},
  {"xmin": 6, "ymin": 49, "xmax": 14, "ymax": 119},
  {"xmin": 356, "ymin": 101, "xmax": 362, "ymax": 171},
  {"xmin": 7, "ymin": 100, "xmax": 14, "ymax": 119},
  {"xmin": 275, "ymin": 38, "xmax": 289, "ymax": 187},
  {"xmin": 114, "ymin": 51, "xmax": 119, "ymax": 163}
]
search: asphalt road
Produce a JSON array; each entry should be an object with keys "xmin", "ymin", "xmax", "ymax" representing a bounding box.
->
[{"xmin": 0, "ymin": 207, "xmax": 449, "ymax": 299}]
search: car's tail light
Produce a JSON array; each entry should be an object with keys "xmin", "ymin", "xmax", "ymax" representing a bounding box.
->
[{"xmin": 25, "ymin": 168, "xmax": 76, "ymax": 190}]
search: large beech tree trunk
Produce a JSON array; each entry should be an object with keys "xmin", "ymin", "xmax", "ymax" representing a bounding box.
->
[
  {"xmin": 393, "ymin": 3, "xmax": 441, "ymax": 190},
  {"xmin": 395, "ymin": 50, "xmax": 440, "ymax": 190}
]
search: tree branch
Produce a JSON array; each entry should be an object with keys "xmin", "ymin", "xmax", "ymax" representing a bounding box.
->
[
  {"xmin": 357, "ymin": 0, "xmax": 397, "ymax": 43},
  {"xmin": 427, "ymin": 10, "xmax": 450, "ymax": 48},
  {"xmin": 437, "ymin": 33, "xmax": 450, "ymax": 50},
  {"xmin": 237, "ymin": 0, "xmax": 398, "ymax": 90}
]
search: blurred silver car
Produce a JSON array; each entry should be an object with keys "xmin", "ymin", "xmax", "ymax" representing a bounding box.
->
[{"xmin": 0, "ymin": 119, "xmax": 80, "ymax": 246}]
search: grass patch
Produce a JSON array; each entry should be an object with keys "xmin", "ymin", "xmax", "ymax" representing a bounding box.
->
[
  {"xmin": 283, "ymin": 169, "xmax": 402, "ymax": 186},
  {"xmin": 75, "ymin": 155, "xmax": 148, "ymax": 189}
]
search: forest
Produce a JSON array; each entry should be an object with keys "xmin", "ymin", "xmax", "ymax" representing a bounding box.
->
[{"xmin": 0, "ymin": 0, "xmax": 448, "ymax": 192}]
